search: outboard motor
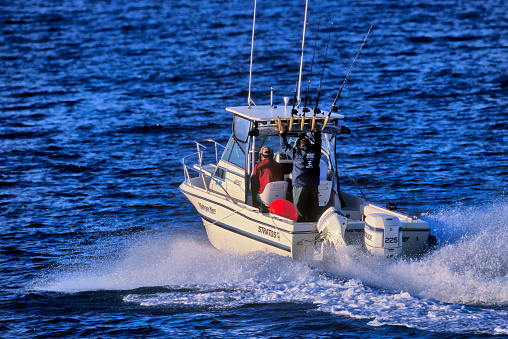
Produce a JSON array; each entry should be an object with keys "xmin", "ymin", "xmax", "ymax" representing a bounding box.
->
[
  {"xmin": 364, "ymin": 213, "xmax": 402, "ymax": 257},
  {"xmin": 317, "ymin": 207, "xmax": 348, "ymax": 249}
]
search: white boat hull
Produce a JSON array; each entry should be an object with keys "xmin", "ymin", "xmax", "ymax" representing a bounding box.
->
[
  {"xmin": 180, "ymin": 181, "xmax": 318, "ymax": 260},
  {"xmin": 181, "ymin": 179, "xmax": 431, "ymax": 260}
]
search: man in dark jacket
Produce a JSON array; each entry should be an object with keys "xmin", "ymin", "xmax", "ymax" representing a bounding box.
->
[
  {"xmin": 279, "ymin": 124, "xmax": 321, "ymax": 222},
  {"xmin": 251, "ymin": 146, "xmax": 284, "ymax": 206}
]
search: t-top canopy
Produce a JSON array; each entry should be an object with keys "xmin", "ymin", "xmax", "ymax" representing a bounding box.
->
[
  {"xmin": 226, "ymin": 105, "xmax": 349, "ymax": 136},
  {"xmin": 226, "ymin": 105, "xmax": 344, "ymax": 123}
]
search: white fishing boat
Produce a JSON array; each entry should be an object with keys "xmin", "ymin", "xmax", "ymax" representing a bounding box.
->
[
  {"xmin": 180, "ymin": 102, "xmax": 435, "ymax": 259},
  {"xmin": 179, "ymin": 1, "xmax": 435, "ymax": 260}
]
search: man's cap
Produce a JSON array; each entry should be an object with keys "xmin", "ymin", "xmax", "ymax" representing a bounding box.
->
[{"xmin": 260, "ymin": 146, "xmax": 273, "ymax": 157}]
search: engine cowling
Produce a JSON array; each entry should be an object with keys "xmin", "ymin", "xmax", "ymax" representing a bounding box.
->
[
  {"xmin": 317, "ymin": 207, "xmax": 348, "ymax": 248},
  {"xmin": 364, "ymin": 213, "xmax": 402, "ymax": 257}
]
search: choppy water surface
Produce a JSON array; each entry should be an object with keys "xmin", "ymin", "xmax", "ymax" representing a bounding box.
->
[{"xmin": 1, "ymin": 0, "xmax": 507, "ymax": 337}]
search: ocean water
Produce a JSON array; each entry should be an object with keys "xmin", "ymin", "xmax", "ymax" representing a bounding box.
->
[{"xmin": 1, "ymin": 0, "xmax": 507, "ymax": 338}]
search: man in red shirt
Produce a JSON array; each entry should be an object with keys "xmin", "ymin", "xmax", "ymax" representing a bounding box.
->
[{"xmin": 251, "ymin": 146, "xmax": 284, "ymax": 207}]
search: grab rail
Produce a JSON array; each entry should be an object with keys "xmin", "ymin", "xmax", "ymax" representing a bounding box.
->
[
  {"xmin": 182, "ymin": 140, "xmax": 237, "ymax": 204},
  {"xmin": 196, "ymin": 139, "xmax": 225, "ymax": 165}
]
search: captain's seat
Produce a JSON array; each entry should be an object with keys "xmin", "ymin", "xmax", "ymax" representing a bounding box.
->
[{"xmin": 256, "ymin": 181, "xmax": 288, "ymax": 206}]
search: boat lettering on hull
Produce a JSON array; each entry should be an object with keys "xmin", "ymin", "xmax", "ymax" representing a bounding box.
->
[
  {"xmin": 258, "ymin": 226, "xmax": 280, "ymax": 241},
  {"xmin": 198, "ymin": 202, "xmax": 217, "ymax": 215}
]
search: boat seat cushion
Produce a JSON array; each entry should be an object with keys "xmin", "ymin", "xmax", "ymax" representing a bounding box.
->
[{"xmin": 256, "ymin": 181, "xmax": 288, "ymax": 206}]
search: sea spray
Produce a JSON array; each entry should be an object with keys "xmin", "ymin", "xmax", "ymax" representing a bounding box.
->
[
  {"xmin": 32, "ymin": 201, "xmax": 508, "ymax": 334},
  {"xmin": 320, "ymin": 200, "xmax": 508, "ymax": 306}
]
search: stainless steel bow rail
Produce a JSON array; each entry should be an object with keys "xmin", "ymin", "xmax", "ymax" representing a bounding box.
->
[{"xmin": 181, "ymin": 140, "xmax": 239, "ymax": 203}]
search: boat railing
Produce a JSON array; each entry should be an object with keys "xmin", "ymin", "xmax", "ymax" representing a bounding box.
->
[
  {"xmin": 182, "ymin": 139, "xmax": 225, "ymax": 182},
  {"xmin": 337, "ymin": 170, "xmax": 368, "ymax": 201},
  {"xmin": 182, "ymin": 140, "xmax": 238, "ymax": 204},
  {"xmin": 195, "ymin": 139, "xmax": 225, "ymax": 166},
  {"xmin": 181, "ymin": 151, "xmax": 201, "ymax": 183}
]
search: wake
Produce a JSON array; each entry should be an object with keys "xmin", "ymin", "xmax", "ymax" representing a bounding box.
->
[{"xmin": 31, "ymin": 200, "xmax": 508, "ymax": 334}]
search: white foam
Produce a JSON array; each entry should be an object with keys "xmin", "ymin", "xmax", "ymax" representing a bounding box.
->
[
  {"xmin": 34, "ymin": 235, "xmax": 313, "ymax": 293},
  {"xmin": 34, "ymin": 200, "xmax": 508, "ymax": 335}
]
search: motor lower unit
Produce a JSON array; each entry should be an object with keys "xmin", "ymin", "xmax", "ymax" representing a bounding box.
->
[{"xmin": 364, "ymin": 213, "xmax": 402, "ymax": 257}]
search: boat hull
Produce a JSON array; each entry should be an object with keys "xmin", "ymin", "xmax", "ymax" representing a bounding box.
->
[
  {"xmin": 180, "ymin": 179, "xmax": 431, "ymax": 259},
  {"xmin": 180, "ymin": 181, "xmax": 318, "ymax": 260}
]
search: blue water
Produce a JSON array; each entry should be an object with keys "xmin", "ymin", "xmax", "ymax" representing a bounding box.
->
[{"xmin": 1, "ymin": 0, "xmax": 507, "ymax": 337}]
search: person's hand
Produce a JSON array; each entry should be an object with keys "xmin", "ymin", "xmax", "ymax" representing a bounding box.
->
[{"xmin": 279, "ymin": 122, "xmax": 287, "ymax": 134}]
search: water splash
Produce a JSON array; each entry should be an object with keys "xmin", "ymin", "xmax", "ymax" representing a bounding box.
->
[
  {"xmin": 319, "ymin": 200, "xmax": 508, "ymax": 306},
  {"xmin": 33, "ymin": 235, "xmax": 312, "ymax": 293},
  {"xmin": 33, "ymin": 201, "xmax": 508, "ymax": 335}
]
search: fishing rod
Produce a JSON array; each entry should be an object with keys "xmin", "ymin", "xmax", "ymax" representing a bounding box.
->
[
  {"xmin": 289, "ymin": 81, "xmax": 298, "ymax": 131},
  {"xmin": 322, "ymin": 23, "xmax": 373, "ymax": 130},
  {"xmin": 301, "ymin": 15, "xmax": 321, "ymax": 131},
  {"xmin": 289, "ymin": 0, "xmax": 309, "ymax": 131},
  {"xmin": 312, "ymin": 21, "xmax": 333, "ymax": 130}
]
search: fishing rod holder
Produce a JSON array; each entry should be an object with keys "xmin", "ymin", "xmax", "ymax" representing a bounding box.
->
[{"xmin": 284, "ymin": 97, "xmax": 289, "ymax": 111}]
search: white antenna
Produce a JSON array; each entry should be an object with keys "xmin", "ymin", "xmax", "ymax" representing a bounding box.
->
[
  {"xmin": 248, "ymin": 0, "xmax": 257, "ymax": 108},
  {"xmin": 297, "ymin": 0, "xmax": 309, "ymax": 108}
]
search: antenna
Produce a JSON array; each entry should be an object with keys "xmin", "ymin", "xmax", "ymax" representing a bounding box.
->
[
  {"xmin": 247, "ymin": 0, "xmax": 257, "ymax": 108},
  {"xmin": 296, "ymin": 0, "xmax": 309, "ymax": 108}
]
